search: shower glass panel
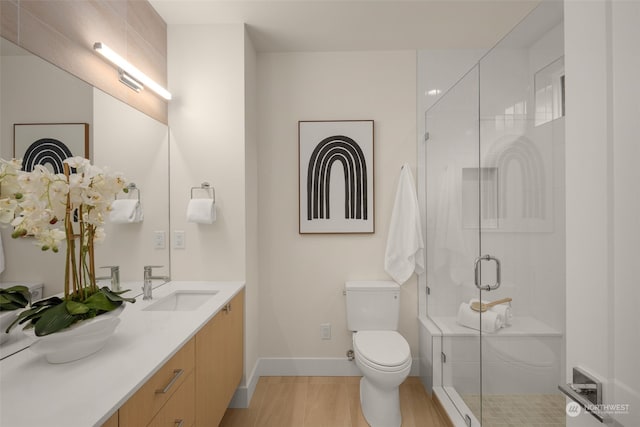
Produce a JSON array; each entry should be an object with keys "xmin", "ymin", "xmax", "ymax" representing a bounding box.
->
[
  {"xmin": 423, "ymin": 3, "xmax": 565, "ymax": 426},
  {"xmin": 478, "ymin": 3, "xmax": 565, "ymax": 425},
  {"xmin": 425, "ymin": 65, "xmax": 481, "ymax": 423}
]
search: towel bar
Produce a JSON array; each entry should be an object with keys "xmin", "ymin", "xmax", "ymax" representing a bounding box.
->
[
  {"xmin": 190, "ymin": 182, "xmax": 215, "ymax": 202},
  {"xmin": 118, "ymin": 183, "xmax": 140, "ymax": 202}
]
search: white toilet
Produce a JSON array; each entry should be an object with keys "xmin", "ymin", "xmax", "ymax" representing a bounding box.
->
[{"xmin": 345, "ymin": 281, "xmax": 411, "ymax": 427}]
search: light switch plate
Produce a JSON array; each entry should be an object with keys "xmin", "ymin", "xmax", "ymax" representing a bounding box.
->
[
  {"xmin": 174, "ymin": 231, "xmax": 185, "ymax": 249},
  {"xmin": 153, "ymin": 231, "xmax": 165, "ymax": 249}
]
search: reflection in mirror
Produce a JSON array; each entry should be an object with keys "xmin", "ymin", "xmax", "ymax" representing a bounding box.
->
[{"xmin": 0, "ymin": 37, "xmax": 169, "ymax": 297}]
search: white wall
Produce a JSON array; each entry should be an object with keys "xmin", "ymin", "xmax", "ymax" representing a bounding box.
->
[
  {"xmin": 565, "ymin": 1, "xmax": 640, "ymax": 425},
  {"xmin": 0, "ymin": 53, "xmax": 93, "ymax": 295},
  {"xmin": 611, "ymin": 3, "xmax": 640, "ymax": 425},
  {"xmin": 257, "ymin": 50, "xmax": 418, "ymax": 360},
  {"xmin": 168, "ymin": 23, "xmax": 259, "ymax": 403},
  {"xmin": 167, "ymin": 24, "xmax": 247, "ymax": 281}
]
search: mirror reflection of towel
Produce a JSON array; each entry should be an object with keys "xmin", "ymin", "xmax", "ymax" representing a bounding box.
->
[
  {"xmin": 384, "ymin": 164, "xmax": 425, "ymax": 285},
  {"xmin": 433, "ymin": 166, "xmax": 470, "ymax": 286},
  {"xmin": 109, "ymin": 199, "xmax": 144, "ymax": 223}
]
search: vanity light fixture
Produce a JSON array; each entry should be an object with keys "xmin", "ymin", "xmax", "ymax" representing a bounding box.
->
[
  {"xmin": 93, "ymin": 42, "xmax": 172, "ymax": 100},
  {"xmin": 118, "ymin": 69, "xmax": 143, "ymax": 93}
]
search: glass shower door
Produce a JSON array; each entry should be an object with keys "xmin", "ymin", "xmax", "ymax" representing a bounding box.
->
[
  {"xmin": 425, "ymin": 65, "xmax": 482, "ymax": 426},
  {"xmin": 477, "ymin": 2, "xmax": 566, "ymax": 426}
]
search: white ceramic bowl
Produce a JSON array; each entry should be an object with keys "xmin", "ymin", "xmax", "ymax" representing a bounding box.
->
[{"xmin": 25, "ymin": 305, "xmax": 124, "ymax": 364}]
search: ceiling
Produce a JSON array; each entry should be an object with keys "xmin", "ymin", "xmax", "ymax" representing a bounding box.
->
[{"xmin": 149, "ymin": 0, "xmax": 540, "ymax": 52}]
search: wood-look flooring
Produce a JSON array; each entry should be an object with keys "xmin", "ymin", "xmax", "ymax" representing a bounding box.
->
[{"xmin": 220, "ymin": 376, "xmax": 450, "ymax": 427}]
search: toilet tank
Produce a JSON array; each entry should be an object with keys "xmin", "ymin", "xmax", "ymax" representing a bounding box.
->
[{"xmin": 345, "ymin": 281, "xmax": 400, "ymax": 331}]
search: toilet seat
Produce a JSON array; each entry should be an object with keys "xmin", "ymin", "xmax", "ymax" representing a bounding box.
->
[{"xmin": 353, "ymin": 331, "xmax": 411, "ymax": 372}]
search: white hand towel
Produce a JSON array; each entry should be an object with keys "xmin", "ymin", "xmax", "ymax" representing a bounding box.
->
[
  {"xmin": 456, "ymin": 302, "xmax": 504, "ymax": 333},
  {"xmin": 470, "ymin": 299, "xmax": 513, "ymax": 326},
  {"xmin": 109, "ymin": 199, "xmax": 143, "ymax": 223},
  {"xmin": 187, "ymin": 199, "xmax": 216, "ymax": 224},
  {"xmin": 384, "ymin": 164, "xmax": 425, "ymax": 285}
]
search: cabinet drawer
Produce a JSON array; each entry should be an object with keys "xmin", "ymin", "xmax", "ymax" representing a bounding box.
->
[
  {"xmin": 120, "ymin": 339, "xmax": 195, "ymax": 427},
  {"xmin": 148, "ymin": 372, "xmax": 195, "ymax": 427}
]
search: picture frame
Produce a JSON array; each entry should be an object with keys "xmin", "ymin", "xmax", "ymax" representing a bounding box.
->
[
  {"xmin": 14, "ymin": 123, "xmax": 89, "ymax": 172},
  {"xmin": 299, "ymin": 120, "xmax": 374, "ymax": 234}
]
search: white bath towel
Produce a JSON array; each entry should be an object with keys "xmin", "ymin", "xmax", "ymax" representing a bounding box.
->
[
  {"xmin": 109, "ymin": 199, "xmax": 144, "ymax": 223},
  {"xmin": 384, "ymin": 164, "xmax": 425, "ymax": 285},
  {"xmin": 470, "ymin": 299, "xmax": 513, "ymax": 326},
  {"xmin": 187, "ymin": 198, "xmax": 216, "ymax": 224},
  {"xmin": 456, "ymin": 302, "xmax": 504, "ymax": 333}
]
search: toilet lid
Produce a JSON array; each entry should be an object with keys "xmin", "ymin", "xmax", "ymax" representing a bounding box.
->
[{"xmin": 353, "ymin": 331, "xmax": 410, "ymax": 367}]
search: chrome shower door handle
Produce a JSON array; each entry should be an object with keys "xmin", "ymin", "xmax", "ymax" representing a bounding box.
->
[{"xmin": 474, "ymin": 254, "xmax": 501, "ymax": 291}]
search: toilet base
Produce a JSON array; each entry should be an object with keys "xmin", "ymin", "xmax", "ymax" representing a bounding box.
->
[{"xmin": 360, "ymin": 376, "xmax": 401, "ymax": 427}]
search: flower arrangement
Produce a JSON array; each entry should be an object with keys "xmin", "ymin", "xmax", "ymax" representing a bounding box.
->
[{"xmin": 0, "ymin": 157, "xmax": 135, "ymax": 336}]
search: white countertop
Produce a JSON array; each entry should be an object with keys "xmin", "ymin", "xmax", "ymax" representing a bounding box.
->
[{"xmin": 0, "ymin": 280, "xmax": 245, "ymax": 427}]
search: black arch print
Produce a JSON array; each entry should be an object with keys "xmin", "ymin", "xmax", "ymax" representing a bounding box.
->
[
  {"xmin": 22, "ymin": 138, "xmax": 74, "ymax": 173},
  {"xmin": 307, "ymin": 135, "xmax": 368, "ymax": 221}
]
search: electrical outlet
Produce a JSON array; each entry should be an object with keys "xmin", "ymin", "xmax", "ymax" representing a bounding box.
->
[
  {"xmin": 153, "ymin": 231, "xmax": 165, "ymax": 249},
  {"xmin": 174, "ymin": 230, "xmax": 185, "ymax": 249},
  {"xmin": 320, "ymin": 323, "xmax": 331, "ymax": 340}
]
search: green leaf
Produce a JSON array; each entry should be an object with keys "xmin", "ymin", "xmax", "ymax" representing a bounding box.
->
[
  {"xmin": 0, "ymin": 286, "xmax": 31, "ymax": 311},
  {"xmin": 5, "ymin": 305, "xmax": 48, "ymax": 333},
  {"xmin": 83, "ymin": 291, "xmax": 117, "ymax": 312},
  {"xmin": 65, "ymin": 300, "xmax": 90, "ymax": 315},
  {"xmin": 32, "ymin": 296, "xmax": 63, "ymax": 308},
  {"xmin": 99, "ymin": 287, "xmax": 136, "ymax": 304},
  {"xmin": 0, "ymin": 302, "xmax": 23, "ymax": 311},
  {"xmin": 34, "ymin": 303, "xmax": 77, "ymax": 336}
]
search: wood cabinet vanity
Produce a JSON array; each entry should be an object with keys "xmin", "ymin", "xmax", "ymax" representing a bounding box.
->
[{"xmin": 105, "ymin": 289, "xmax": 244, "ymax": 427}]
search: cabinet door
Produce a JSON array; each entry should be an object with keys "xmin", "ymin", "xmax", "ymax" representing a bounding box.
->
[
  {"xmin": 195, "ymin": 308, "xmax": 226, "ymax": 426},
  {"xmin": 195, "ymin": 289, "xmax": 244, "ymax": 426},
  {"xmin": 224, "ymin": 290, "xmax": 244, "ymax": 395},
  {"xmin": 100, "ymin": 411, "xmax": 118, "ymax": 427}
]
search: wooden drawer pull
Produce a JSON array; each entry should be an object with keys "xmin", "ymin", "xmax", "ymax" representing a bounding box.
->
[
  {"xmin": 174, "ymin": 419, "xmax": 184, "ymax": 427},
  {"xmin": 155, "ymin": 369, "xmax": 184, "ymax": 394}
]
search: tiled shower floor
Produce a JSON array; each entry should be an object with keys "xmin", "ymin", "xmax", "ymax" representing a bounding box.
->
[{"xmin": 461, "ymin": 393, "xmax": 566, "ymax": 427}]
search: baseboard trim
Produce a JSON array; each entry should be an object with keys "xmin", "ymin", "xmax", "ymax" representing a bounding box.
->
[
  {"xmin": 228, "ymin": 361, "xmax": 260, "ymax": 408},
  {"xmin": 229, "ymin": 357, "xmax": 420, "ymax": 408}
]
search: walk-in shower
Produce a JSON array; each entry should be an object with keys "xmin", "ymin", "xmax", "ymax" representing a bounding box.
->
[{"xmin": 418, "ymin": 3, "xmax": 566, "ymax": 426}]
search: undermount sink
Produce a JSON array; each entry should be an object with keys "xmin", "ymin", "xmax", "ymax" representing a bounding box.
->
[{"xmin": 143, "ymin": 290, "xmax": 219, "ymax": 311}]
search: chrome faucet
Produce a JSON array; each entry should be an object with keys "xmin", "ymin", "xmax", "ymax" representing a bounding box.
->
[
  {"xmin": 142, "ymin": 265, "xmax": 170, "ymax": 300},
  {"xmin": 96, "ymin": 266, "xmax": 120, "ymax": 292}
]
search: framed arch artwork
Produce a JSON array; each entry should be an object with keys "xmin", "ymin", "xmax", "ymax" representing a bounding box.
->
[
  {"xmin": 299, "ymin": 120, "xmax": 374, "ymax": 234},
  {"xmin": 13, "ymin": 123, "xmax": 89, "ymax": 173}
]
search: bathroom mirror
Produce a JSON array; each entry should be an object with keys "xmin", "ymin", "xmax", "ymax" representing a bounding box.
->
[{"xmin": 0, "ymin": 37, "xmax": 170, "ymax": 296}]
